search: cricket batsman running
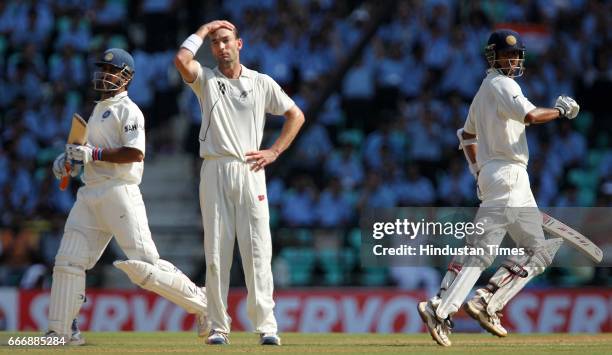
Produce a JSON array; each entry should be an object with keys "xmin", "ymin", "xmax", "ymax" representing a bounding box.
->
[
  {"xmin": 418, "ymin": 29, "xmax": 580, "ymax": 346},
  {"xmin": 174, "ymin": 21, "xmax": 305, "ymax": 345},
  {"xmin": 47, "ymin": 48, "xmax": 208, "ymax": 344}
]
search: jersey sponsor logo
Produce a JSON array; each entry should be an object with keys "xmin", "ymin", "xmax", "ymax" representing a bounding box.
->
[
  {"xmin": 102, "ymin": 110, "xmax": 111, "ymax": 120},
  {"xmin": 124, "ymin": 123, "xmax": 143, "ymax": 133},
  {"xmin": 258, "ymin": 195, "xmax": 265, "ymax": 201}
]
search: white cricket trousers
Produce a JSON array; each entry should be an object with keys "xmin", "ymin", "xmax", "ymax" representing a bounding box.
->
[
  {"xmin": 48, "ymin": 181, "xmax": 159, "ymax": 335},
  {"xmin": 435, "ymin": 160, "xmax": 546, "ymax": 319},
  {"xmin": 200, "ymin": 156, "xmax": 277, "ymax": 334}
]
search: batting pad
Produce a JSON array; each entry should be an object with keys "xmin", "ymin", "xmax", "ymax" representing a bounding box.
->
[
  {"xmin": 114, "ymin": 259, "xmax": 207, "ymax": 315},
  {"xmin": 48, "ymin": 264, "xmax": 86, "ymax": 336},
  {"xmin": 487, "ymin": 238, "xmax": 563, "ymax": 314}
]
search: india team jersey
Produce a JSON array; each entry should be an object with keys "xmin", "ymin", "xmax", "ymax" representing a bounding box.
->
[
  {"xmin": 83, "ymin": 91, "xmax": 146, "ymax": 185},
  {"xmin": 187, "ymin": 64, "xmax": 295, "ymax": 160},
  {"xmin": 463, "ymin": 70, "xmax": 536, "ymax": 168}
]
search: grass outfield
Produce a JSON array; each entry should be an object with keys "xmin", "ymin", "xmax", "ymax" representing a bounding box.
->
[{"xmin": 1, "ymin": 332, "xmax": 611, "ymax": 354}]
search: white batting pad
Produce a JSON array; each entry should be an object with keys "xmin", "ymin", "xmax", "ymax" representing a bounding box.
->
[
  {"xmin": 114, "ymin": 259, "xmax": 207, "ymax": 315},
  {"xmin": 48, "ymin": 264, "xmax": 86, "ymax": 336},
  {"xmin": 487, "ymin": 238, "xmax": 563, "ymax": 313}
]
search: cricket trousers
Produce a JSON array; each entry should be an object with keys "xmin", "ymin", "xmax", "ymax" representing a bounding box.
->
[
  {"xmin": 473, "ymin": 159, "xmax": 547, "ymax": 254},
  {"xmin": 48, "ymin": 181, "xmax": 159, "ymax": 335},
  {"xmin": 436, "ymin": 160, "xmax": 547, "ymax": 319},
  {"xmin": 200, "ymin": 156, "xmax": 277, "ymax": 334}
]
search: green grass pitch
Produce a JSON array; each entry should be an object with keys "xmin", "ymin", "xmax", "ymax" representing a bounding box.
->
[{"xmin": 1, "ymin": 332, "xmax": 611, "ymax": 354}]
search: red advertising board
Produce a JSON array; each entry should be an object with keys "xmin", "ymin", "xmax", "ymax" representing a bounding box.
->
[{"xmin": 3, "ymin": 288, "xmax": 610, "ymax": 333}]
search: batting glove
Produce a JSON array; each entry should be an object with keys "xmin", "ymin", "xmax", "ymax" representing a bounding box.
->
[
  {"xmin": 52, "ymin": 152, "xmax": 81, "ymax": 179},
  {"xmin": 66, "ymin": 144, "xmax": 103, "ymax": 165},
  {"xmin": 554, "ymin": 95, "xmax": 580, "ymax": 119}
]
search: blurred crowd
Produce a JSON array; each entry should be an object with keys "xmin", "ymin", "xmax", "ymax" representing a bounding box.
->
[{"xmin": 0, "ymin": 0, "xmax": 610, "ymax": 289}]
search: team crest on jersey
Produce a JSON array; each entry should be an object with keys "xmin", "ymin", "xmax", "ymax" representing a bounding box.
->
[
  {"xmin": 239, "ymin": 89, "xmax": 253, "ymax": 101},
  {"xmin": 102, "ymin": 110, "xmax": 111, "ymax": 120}
]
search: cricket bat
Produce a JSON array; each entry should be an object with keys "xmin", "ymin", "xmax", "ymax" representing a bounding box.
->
[
  {"xmin": 59, "ymin": 113, "xmax": 88, "ymax": 191},
  {"xmin": 542, "ymin": 212, "xmax": 603, "ymax": 263}
]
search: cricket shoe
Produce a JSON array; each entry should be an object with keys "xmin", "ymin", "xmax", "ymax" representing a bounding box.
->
[
  {"xmin": 417, "ymin": 301, "xmax": 453, "ymax": 347},
  {"xmin": 464, "ymin": 289, "xmax": 508, "ymax": 337},
  {"xmin": 44, "ymin": 321, "xmax": 85, "ymax": 346},
  {"xmin": 260, "ymin": 332, "xmax": 281, "ymax": 346},
  {"xmin": 206, "ymin": 330, "xmax": 229, "ymax": 345}
]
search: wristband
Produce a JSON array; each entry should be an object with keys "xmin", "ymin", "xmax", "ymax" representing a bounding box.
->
[
  {"xmin": 181, "ymin": 34, "xmax": 203, "ymax": 56},
  {"xmin": 92, "ymin": 147, "xmax": 103, "ymax": 161}
]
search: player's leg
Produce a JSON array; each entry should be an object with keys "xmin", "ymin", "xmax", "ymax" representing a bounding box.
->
[
  {"xmin": 466, "ymin": 206, "xmax": 562, "ymax": 336},
  {"xmin": 420, "ymin": 207, "xmax": 507, "ymax": 346},
  {"xmin": 48, "ymin": 190, "xmax": 112, "ymax": 343},
  {"xmin": 235, "ymin": 168, "xmax": 279, "ymax": 345},
  {"xmin": 101, "ymin": 184, "xmax": 208, "ymax": 330},
  {"xmin": 434, "ymin": 207, "xmax": 507, "ymax": 319},
  {"xmin": 201, "ymin": 160, "xmax": 235, "ymax": 344}
]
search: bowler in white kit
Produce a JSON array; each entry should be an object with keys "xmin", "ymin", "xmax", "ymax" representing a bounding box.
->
[
  {"xmin": 174, "ymin": 21, "xmax": 305, "ymax": 345},
  {"xmin": 48, "ymin": 48, "xmax": 208, "ymax": 344},
  {"xmin": 417, "ymin": 29, "xmax": 581, "ymax": 347}
]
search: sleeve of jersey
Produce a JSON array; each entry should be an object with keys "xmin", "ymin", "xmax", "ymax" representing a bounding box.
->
[
  {"xmin": 463, "ymin": 105, "xmax": 477, "ymax": 135},
  {"xmin": 121, "ymin": 109, "xmax": 146, "ymax": 154},
  {"xmin": 263, "ymin": 74, "xmax": 295, "ymax": 116},
  {"xmin": 493, "ymin": 79, "xmax": 536, "ymax": 124},
  {"xmin": 185, "ymin": 64, "xmax": 206, "ymax": 97}
]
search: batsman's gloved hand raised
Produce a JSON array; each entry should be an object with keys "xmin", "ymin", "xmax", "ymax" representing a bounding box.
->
[
  {"xmin": 66, "ymin": 144, "xmax": 103, "ymax": 165},
  {"xmin": 554, "ymin": 95, "xmax": 580, "ymax": 119},
  {"xmin": 52, "ymin": 152, "xmax": 81, "ymax": 179}
]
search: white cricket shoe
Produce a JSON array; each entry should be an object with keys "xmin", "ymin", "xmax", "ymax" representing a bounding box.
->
[
  {"xmin": 259, "ymin": 332, "xmax": 281, "ymax": 346},
  {"xmin": 206, "ymin": 330, "xmax": 229, "ymax": 345},
  {"xmin": 43, "ymin": 319, "xmax": 85, "ymax": 346},
  {"xmin": 69, "ymin": 319, "xmax": 86, "ymax": 345},
  {"xmin": 417, "ymin": 301, "xmax": 453, "ymax": 347},
  {"xmin": 464, "ymin": 289, "xmax": 508, "ymax": 337}
]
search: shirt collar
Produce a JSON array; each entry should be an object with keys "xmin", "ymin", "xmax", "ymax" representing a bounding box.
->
[
  {"xmin": 96, "ymin": 91, "xmax": 128, "ymax": 104},
  {"xmin": 214, "ymin": 65, "xmax": 252, "ymax": 79}
]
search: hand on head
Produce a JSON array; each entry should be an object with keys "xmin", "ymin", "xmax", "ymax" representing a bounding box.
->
[{"xmin": 202, "ymin": 20, "xmax": 235, "ymax": 35}]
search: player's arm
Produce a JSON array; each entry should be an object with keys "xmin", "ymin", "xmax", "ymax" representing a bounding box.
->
[
  {"xmin": 65, "ymin": 145, "xmax": 144, "ymax": 164},
  {"xmin": 174, "ymin": 20, "xmax": 235, "ymax": 83},
  {"xmin": 457, "ymin": 129, "xmax": 479, "ymax": 178},
  {"xmin": 246, "ymin": 105, "xmax": 305, "ymax": 172},
  {"xmin": 524, "ymin": 96, "xmax": 580, "ymax": 124}
]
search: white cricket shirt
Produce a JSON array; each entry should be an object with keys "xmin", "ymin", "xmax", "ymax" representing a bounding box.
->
[
  {"xmin": 463, "ymin": 70, "xmax": 536, "ymax": 168},
  {"xmin": 187, "ymin": 64, "xmax": 295, "ymax": 160},
  {"xmin": 83, "ymin": 91, "xmax": 146, "ymax": 185}
]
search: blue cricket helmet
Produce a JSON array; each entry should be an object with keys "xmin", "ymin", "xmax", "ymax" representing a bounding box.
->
[
  {"xmin": 93, "ymin": 48, "xmax": 135, "ymax": 92},
  {"xmin": 485, "ymin": 29, "xmax": 526, "ymax": 78},
  {"xmin": 95, "ymin": 48, "xmax": 135, "ymax": 74}
]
